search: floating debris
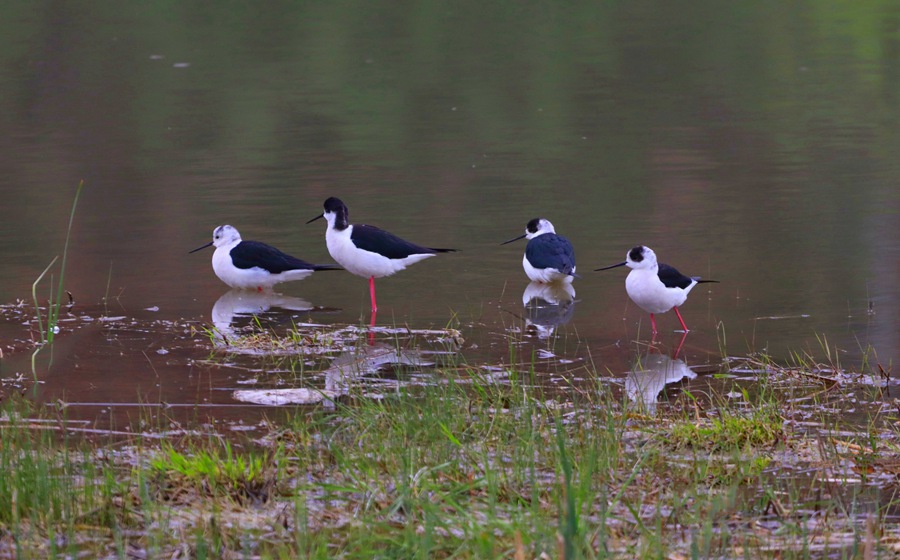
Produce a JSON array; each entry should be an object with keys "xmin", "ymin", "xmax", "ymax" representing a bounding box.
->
[
  {"xmin": 233, "ymin": 387, "xmax": 338, "ymax": 405},
  {"xmin": 754, "ymin": 314, "xmax": 811, "ymax": 320}
]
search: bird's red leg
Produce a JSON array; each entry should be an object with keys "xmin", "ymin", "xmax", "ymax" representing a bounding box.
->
[
  {"xmin": 673, "ymin": 331, "xmax": 688, "ymax": 359},
  {"xmin": 369, "ymin": 276, "xmax": 378, "ymax": 313},
  {"xmin": 650, "ymin": 313, "xmax": 658, "ymax": 335},
  {"xmin": 368, "ymin": 309, "xmax": 376, "ymax": 346},
  {"xmin": 673, "ymin": 307, "xmax": 689, "ymax": 332}
]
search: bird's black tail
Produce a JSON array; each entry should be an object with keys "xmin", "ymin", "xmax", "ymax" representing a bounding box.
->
[
  {"xmin": 428, "ymin": 247, "xmax": 459, "ymax": 253},
  {"xmin": 312, "ymin": 264, "xmax": 344, "ymax": 271},
  {"xmin": 695, "ymin": 279, "xmax": 720, "ymax": 284}
]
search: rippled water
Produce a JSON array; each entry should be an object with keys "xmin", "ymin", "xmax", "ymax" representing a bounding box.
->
[{"xmin": 0, "ymin": 2, "xmax": 896, "ymax": 420}]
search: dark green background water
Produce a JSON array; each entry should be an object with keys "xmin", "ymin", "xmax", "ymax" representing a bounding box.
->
[{"xmin": 0, "ymin": 2, "xmax": 897, "ymax": 392}]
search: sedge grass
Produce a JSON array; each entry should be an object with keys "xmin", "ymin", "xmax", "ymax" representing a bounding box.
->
[
  {"xmin": 31, "ymin": 181, "xmax": 83, "ymax": 346},
  {"xmin": 27, "ymin": 182, "xmax": 84, "ymax": 386}
]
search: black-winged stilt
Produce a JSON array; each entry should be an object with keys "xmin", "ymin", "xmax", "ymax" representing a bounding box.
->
[
  {"xmin": 306, "ymin": 197, "xmax": 457, "ymax": 312},
  {"xmin": 595, "ymin": 245, "xmax": 717, "ymax": 333},
  {"xmin": 190, "ymin": 225, "xmax": 340, "ymax": 291},
  {"xmin": 501, "ymin": 218, "xmax": 576, "ymax": 283}
]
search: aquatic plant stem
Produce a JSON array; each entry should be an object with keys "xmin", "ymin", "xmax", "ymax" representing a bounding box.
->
[
  {"xmin": 48, "ymin": 180, "xmax": 84, "ymax": 343},
  {"xmin": 31, "ymin": 256, "xmax": 59, "ymax": 343}
]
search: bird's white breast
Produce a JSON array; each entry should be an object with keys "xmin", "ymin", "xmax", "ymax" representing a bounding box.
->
[
  {"xmin": 625, "ymin": 269, "xmax": 691, "ymax": 314},
  {"xmin": 522, "ymin": 255, "xmax": 574, "ymax": 284}
]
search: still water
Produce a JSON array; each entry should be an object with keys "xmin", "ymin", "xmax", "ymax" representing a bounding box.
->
[{"xmin": 0, "ymin": 2, "xmax": 896, "ymax": 421}]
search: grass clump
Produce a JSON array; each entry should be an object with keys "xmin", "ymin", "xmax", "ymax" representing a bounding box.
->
[
  {"xmin": 149, "ymin": 441, "xmax": 282, "ymax": 504},
  {"xmin": 665, "ymin": 383, "xmax": 784, "ymax": 452},
  {"xmin": 668, "ymin": 403, "xmax": 784, "ymax": 451},
  {"xmin": 0, "ymin": 398, "xmax": 132, "ymax": 557}
]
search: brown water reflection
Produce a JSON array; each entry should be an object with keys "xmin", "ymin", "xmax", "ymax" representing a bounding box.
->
[
  {"xmin": 0, "ymin": 1, "xmax": 896, "ymax": 420},
  {"xmin": 0, "ymin": 292, "xmax": 709, "ymax": 431},
  {"xmin": 0, "ymin": 278, "xmax": 891, "ymax": 442}
]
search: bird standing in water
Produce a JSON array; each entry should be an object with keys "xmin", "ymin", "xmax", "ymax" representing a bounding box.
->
[
  {"xmin": 307, "ymin": 197, "xmax": 457, "ymax": 312},
  {"xmin": 190, "ymin": 225, "xmax": 340, "ymax": 291},
  {"xmin": 595, "ymin": 245, "xmax": 717, "ymax": 333},
  {"xmin": 502, "ymin": 218, "xmax": 576, "ymax": 284}
]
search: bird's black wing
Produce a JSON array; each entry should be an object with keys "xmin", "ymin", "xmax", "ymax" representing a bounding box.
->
[
  {"xmin": 526, "ymin": 234, "xmax": 576, "ymax": 275},
  {"xmin": 657, "ymin": 263, "xmax": 695, "ymax": 289},
  {"xmin": 351, "ymin": 224, "xmax": 456, "ymax": 259},
  {"xmin": 231, "ymin": 241, "xmax": 340, "ymax": 272}
]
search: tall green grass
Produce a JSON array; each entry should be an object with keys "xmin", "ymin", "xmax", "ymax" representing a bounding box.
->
[
  {"xmin": 0, "ymin": 398, "xmax": 125, "ymax": 558},
  {"xmin": 32, "ymin": 181, "xmax": 83, "ymax": 346},
  {"xmin": 27, "ymin": 181, "xmax": 84, "ymax": 385}
]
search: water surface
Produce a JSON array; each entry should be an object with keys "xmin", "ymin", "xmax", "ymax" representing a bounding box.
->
[{"xmin": 0, "ymin": 2, "xmax": 896, "ymax": 420}]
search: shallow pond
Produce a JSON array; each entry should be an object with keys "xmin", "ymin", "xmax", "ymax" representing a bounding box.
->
[{"xmin": 0, "ymin": 2, "xmax": 896, "ymax": 425}]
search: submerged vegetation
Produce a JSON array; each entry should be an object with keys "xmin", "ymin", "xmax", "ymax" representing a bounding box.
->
[{"xmin": 0, "ymin": 304, "xmax": 897, "ymax": 558}]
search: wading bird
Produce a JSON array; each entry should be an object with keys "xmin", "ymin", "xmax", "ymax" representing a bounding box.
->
[
  {"xmin": 190, "ymin": 225, "xmax": 340, "ymax": 291},
  {"xmin": 501, "ymin": 218, "xmax": 576, "ymax": 283},
  {"xmin": 307, "ymin": 197, "xmax": 457, "ymax": 312},
  {"xmin": 595, "ymin": 245, "xmax": 717, "ymax": 333}
]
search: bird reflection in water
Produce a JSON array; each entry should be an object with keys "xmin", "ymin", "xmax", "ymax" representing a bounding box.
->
[
  {"xmin": 626, "ymin": 333, "xmax": 695, "ymax": 413},
  {"xmin": 231, "ymin": 342, "xmax": 429, "ymax": 407},
  {"xmin": 322, "ymin": 342, "xmax": 427, "ymax": 407},
  {"xmin": 521, "ymin": 281, "xmax": 577, "ymax": 339},
  {"xmin": 211, "ymin": 289, "xmax": 314, "ymax": 342}
]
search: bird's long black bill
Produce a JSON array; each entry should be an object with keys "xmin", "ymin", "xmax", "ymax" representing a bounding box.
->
[
  {"xmin": 306, "ymin": 214, "xmax": 324, "ymax": 224},
  {"xmin": 594, "ymin": 262, "xmax": 627, "ymax": 271},
  {"xmin": 500, "ymin": 234, "xmax": 527, "ymax": 245},
  {"xmin": 188, "ymin": 241, "xmax": 214, "ymax": 254}
]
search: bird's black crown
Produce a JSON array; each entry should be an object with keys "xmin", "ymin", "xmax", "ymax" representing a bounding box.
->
[
  {"xmin": 526, "ymin": 218, "xmax": 542, "ymax": 234},
  {"xmin": 323, "ymin": 197, "xmax": 350, "ymax": 230},
  {"xmin": 629, "ymin": 246, "xmax": 644, "ymax": 263},
  {"xmin": 324, "ymin": 197, "xmax": 346, "ymax": 214}
]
